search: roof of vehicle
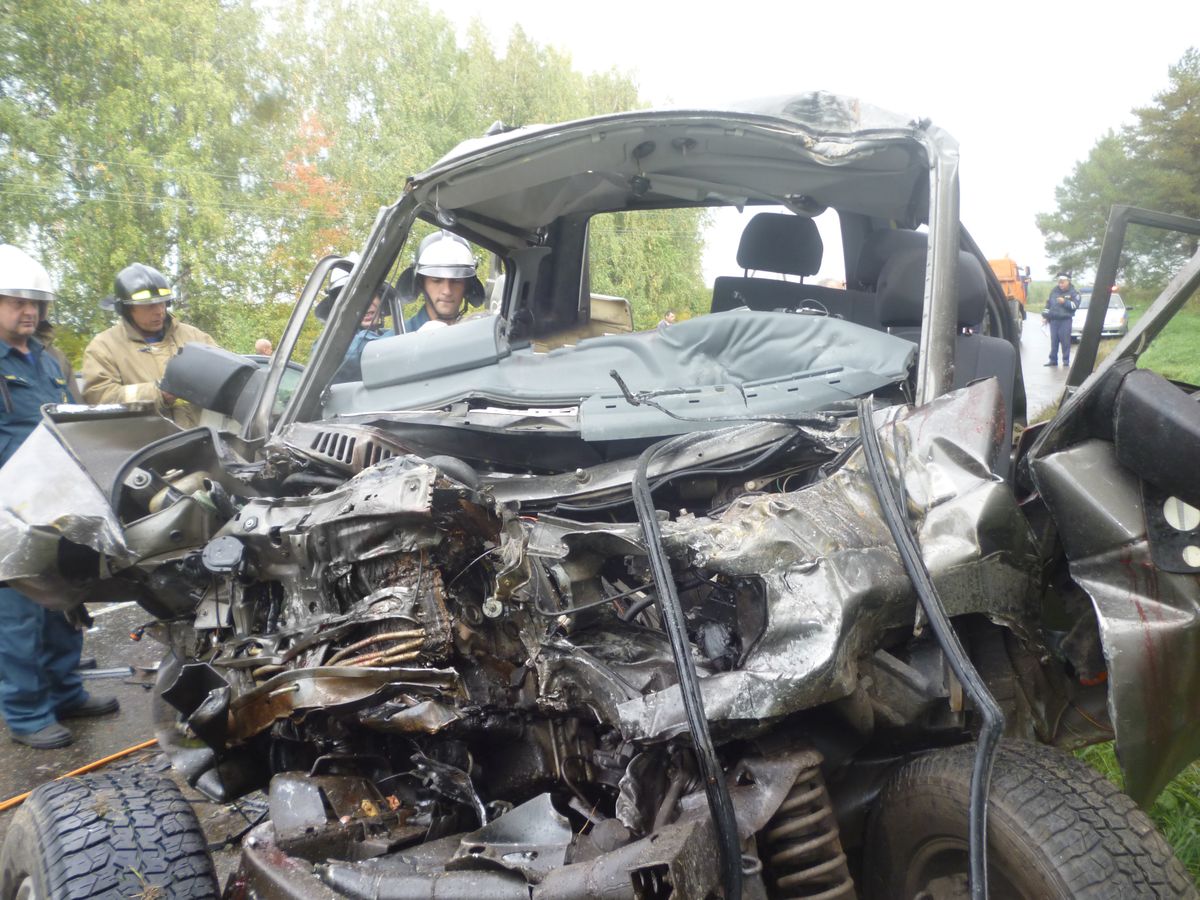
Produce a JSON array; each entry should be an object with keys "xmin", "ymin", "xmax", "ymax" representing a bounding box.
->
[
  {"xmin": 431, "ymin": 93, "xmax": 929, "ymax": 165},
  {"xmin": 405, "ymin": 92, "xmax": 955, "ymax": 240}
]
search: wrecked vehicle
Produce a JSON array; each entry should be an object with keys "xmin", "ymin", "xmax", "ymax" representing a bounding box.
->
[{"xmin": 3, "ymin": 95, "xmax": 1200, "ymax": 899}]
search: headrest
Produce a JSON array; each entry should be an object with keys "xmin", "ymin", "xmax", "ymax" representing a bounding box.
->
[
  {"xmin": 736, "ymin": 213, "xmax": 822, "ymax": 276},
  {"xmin": 877, "ymin": 249, "xmax": 988, "ymax": 329},
  {"xmin": 855, "ymin": 228, "xmax": 928, "ymax": 288}
]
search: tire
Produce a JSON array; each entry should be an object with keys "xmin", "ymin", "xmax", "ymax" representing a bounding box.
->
[
  {"xmin": 1010, "ymin": 298, "xmax": 1024, "ymax": 337},
  {"xmin": 862, "ymin": 741, "xmax": 1196, "ymax": 900},
  {"xmin": 0, "ymin": 770, "xmax": 218, "ymax": 899}
]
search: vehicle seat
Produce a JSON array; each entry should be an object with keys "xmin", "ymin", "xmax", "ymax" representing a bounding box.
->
[
  {"xmin": 853, "ymin": 228, "xmax": 929, "ymax": 290},
  {"xmin": 710, "ymin": 213, "xmax": 879, "ymax": 326},
  {"xmin": 877, "ymin": 248, "xmax": 1018, "ymax": 476}
]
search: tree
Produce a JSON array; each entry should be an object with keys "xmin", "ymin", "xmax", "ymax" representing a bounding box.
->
[
  {"xmin": 271, "ymin": 3, "xmax": 666, "ymax": 310},
  {"xmin": 1037, "ymin": 48, "xmax": 1200, "ymax": 286},
  {"xmin": 262, "ymin": 113, "xmax": 352, "ymax": 295},
  {"xmin": 0, "ymin": 0, "xmax": 705, "ymax": 356},
  {"xmin": 0, "ymin": 0, "xmax": 278, "ymax": 341},
  {"xmin": 1035, "ymin": 133, "xmax": 1137, "ymax": 277},
  {"xmin": 589, "ymin": 209, "xmax": 711, "ymax": 328}
]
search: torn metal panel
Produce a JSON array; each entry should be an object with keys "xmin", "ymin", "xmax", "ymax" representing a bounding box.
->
[
  {"xmin": 0, "ymin": 424, "xmax": 132, "ymax": 608},
  {"xmin": 615, "ymin": 380, "xmax": 1040, "ymax": 740},
  {"xmin": 1031, "ymin": 438, "xmax": 1200, "ymax": 804},
  {"xmin": 450, "ymin": 793, "xmax": 572, "ymax": 880}
]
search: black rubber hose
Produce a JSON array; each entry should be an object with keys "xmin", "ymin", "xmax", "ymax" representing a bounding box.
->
[
  {"xmin": 619, "ymin": 593, "xmax": 657, "ymax": 622},
  {"xmin": 632, "ymin": 435, "xmax": 742, "ymax": 900},
  {"xmin": 856, "ymin": 397, "xmax": 1004, "ymax": 900}
]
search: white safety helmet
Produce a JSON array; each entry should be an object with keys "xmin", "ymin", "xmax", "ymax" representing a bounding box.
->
[
  {"xmin": 414, "ymin": 232, "xmax": 477, "ymax": 280},
  {"xmin": 326, "ymin": 252, "xmax": 361, "ymax": 294},
  {"xmin": 0, "ymin": 244, "xmax": 56, "ymax": 316}
]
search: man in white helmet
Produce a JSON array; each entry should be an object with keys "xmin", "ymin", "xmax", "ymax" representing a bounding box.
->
[
  {"xmin": 0, "ymin": 244, "xmax": 119, "ymax": 749},
  {"xmin": 403, "ymin": 232, "xmax": 480, "ymax": 332},
  {"xmin": 322, "ymin": 234, "xmax": 482, "ymax": 383},
  {"xmin": 321, "ymin": 269, "xmax": 399, "ymax": 384}
]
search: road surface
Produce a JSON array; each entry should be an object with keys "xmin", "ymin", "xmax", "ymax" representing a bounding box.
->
[{"xmin": 1018, "ymin": 316, "xmax": 1072, "ymax": 419}]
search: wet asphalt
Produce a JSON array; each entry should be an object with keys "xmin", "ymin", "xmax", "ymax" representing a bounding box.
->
[
  {"xmin": 0, "ymin": 601, "xmax": 245, "ymax": 884},
  {"xmin": 0, "ymin": 328, "xmax": 1069, "ymax": 885},
  {"xmin": 1018, "ymin": 317, "xmax": 1072, "ymax": 418},
  {"xmin": 0, "ymin": 602, "xmax": 161, "ymax": 803}
]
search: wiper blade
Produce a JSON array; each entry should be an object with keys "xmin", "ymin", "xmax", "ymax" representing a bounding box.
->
[{"xmin": 609, "ymin": 369, "xmax": 838, "ymax": 431}]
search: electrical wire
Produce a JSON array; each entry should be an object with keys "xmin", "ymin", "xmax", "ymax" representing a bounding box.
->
[
  {"xmin": 445, "ymin": 546, "xmax": 499, "ymax": 588},
  {"xmin": 856, "ymin": 396, "xmax": 1003, "ymax": 900},
  {"xmin": 631, "ymin": 434, "xmax": 743, "ymax": 900},
  {"xmin": 554, "ymin": 429, "xmax": 807, "ymax": 516},
  {"xmin": 0, "ymin": 184, "xmax": 356, "ymax": 223},
  {"xmin": 533, "ymin": 579, "xmax": 655, "ymax": 617}
]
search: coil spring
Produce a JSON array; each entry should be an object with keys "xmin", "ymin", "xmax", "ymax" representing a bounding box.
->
[{"xmin": 762, "ymin": 757, "xmax": 855, "ymax": 899}]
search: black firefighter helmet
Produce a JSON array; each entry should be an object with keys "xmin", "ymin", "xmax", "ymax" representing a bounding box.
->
[{"xmin": 101, "ymin": 263, "xmax": 174, "ymax": 314}]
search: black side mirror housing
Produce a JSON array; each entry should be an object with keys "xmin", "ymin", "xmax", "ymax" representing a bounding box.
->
[
  {"xmin": 161, "ymin": 344, "xmax": 259, "ymax": 417},
  {"xmin": 1114, "ymin": 368, "xmax": 1200, "ymax": 510}
]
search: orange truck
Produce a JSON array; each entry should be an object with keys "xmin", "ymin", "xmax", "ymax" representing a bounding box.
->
[{"xmin": 988, "ymin": 257, "xmax": 1032, "ymax": 332}]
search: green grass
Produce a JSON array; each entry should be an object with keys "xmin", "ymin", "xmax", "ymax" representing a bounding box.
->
[
  {"xmin": 1131, "ymin": 301, "xmax": 1200, "ymax": 385},
  {"xmin": 1031, "ymin": 280, "xmax": 1200, "ymax": 384},
  {"xmin": 1078, "ymin": 743, "xmax": 1200, "ymax": 882}
]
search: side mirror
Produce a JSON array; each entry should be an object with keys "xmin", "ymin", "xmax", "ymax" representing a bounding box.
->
[
  {"xmin": 161, "ymin": 344, "xmax": 260, "ymax": 417},
  {"xmin": 1114, "ymin": 368, "xmax": 1200, "ymax": 509}
]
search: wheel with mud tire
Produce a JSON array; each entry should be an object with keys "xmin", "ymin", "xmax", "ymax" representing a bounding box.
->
[
  {"xmin": 862, "ymin": 741, "xmax": 1196, "ymax": 900},
  {"xmin": 0, "ymin": 770, "xmax": 218, "ymax": 899}
]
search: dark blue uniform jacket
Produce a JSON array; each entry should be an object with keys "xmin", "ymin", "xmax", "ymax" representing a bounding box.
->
[{"xmin": 0, "ymin": 337, "xmax": 71, "ymax": 467}]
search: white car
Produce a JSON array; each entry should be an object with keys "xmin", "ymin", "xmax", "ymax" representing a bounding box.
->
[{"xmin": 1072, "ymin": 287, "xmax": 1129, "ymax": 340}]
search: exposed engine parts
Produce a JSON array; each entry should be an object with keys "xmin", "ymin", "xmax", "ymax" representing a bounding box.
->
[{"xmin": 14, "ymin": 380, "xmax": 1124, "ymax": 897}]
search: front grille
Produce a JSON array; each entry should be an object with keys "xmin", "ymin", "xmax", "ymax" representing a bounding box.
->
[
  {"xmin": 290, "ymin": 423, "xmax": 409, "ymax": 474},
  {"xmin": 310, "ymin": 430, "xmax": 356, "ymax": 464},
  {"xmin": 364, "ymin": 441, "xmax": 395, "ymax": 467}
]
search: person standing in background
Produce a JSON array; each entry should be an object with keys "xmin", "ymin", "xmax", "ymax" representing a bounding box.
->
[
  {"xmin": 1042, "ymin": 273, "xmax": 1080, "ymax": 367},
  {"xmin": 34, "ymin": 319, "xmax": 81, "ymax": 402},
  {"xmin": 82, "ymin": 263, "xmax": 217, "ymax": 426},
  {"xmin": 0, "ymin": 244, "xmax": 118, "ymax": 749}
]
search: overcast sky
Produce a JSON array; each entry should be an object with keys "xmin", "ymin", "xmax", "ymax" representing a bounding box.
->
[{"xmin": 426, "ymin": 0, "xmax": 1198, "ymax": 281}]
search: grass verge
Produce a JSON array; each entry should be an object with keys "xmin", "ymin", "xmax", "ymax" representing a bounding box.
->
[{"xmin": 1131, "ymin": 302, "xmax": 1200, "ymax": 384}]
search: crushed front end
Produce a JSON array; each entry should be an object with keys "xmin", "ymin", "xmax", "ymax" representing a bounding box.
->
[{"xmin": 0, "ymin": 378, "xmax": 1054, "ymax": 897}]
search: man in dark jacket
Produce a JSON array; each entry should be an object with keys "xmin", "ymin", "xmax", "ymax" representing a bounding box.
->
[
  {"xmin": 1042, "ymin": 273, "xmax": 1080, "ymax": 366},
  {"xmin": 34, "ymin": 319, "xmax": 82, "ymax": 402},
  {"xmin": 1, "ymin": 245, "xmax": 119, "ymax": 749}
]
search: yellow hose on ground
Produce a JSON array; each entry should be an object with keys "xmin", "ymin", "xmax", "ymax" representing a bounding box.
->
[{"xmin": 0, "ymin": 738, "xmax": 158, "ymax": 813}]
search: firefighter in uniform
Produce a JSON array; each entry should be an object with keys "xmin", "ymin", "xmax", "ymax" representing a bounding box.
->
[
  {"xmin": 81, "ymin": 263, "xmax": 216, "ymax": 426},
  {"xmin": 0, "ymin": 244, "xmax": 119, "ymax": 749}
]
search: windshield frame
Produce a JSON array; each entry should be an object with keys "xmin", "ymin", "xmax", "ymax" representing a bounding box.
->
[{"xmin": 266, "ymin": 99, "xmax": 972, "ymax": 438}]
